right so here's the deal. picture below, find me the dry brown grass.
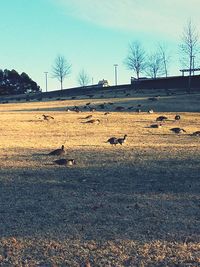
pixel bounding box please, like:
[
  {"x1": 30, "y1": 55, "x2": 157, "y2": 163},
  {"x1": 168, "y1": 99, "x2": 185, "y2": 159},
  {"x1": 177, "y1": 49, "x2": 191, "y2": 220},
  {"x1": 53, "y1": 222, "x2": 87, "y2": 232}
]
[{"x1": 0, "y1": 93, "x2": 199, "y2": 266}]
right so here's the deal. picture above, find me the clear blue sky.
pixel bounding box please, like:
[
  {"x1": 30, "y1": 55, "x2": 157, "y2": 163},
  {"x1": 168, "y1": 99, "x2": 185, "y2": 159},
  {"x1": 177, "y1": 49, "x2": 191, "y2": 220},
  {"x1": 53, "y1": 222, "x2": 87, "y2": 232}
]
[{"x1": 0, "y1": 0, "x2": 199, "y2": 91}]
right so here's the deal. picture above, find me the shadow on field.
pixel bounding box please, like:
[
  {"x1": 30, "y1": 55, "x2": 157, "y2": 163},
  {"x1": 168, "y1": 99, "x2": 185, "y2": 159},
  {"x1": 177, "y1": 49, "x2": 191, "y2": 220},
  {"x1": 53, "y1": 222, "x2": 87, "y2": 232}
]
[
  {"x1": 0, "y1": 147, "x2": 199, "y2": 243},
  {"x1": 3, "y1": 92, "x2": 200, "y2": 113}
]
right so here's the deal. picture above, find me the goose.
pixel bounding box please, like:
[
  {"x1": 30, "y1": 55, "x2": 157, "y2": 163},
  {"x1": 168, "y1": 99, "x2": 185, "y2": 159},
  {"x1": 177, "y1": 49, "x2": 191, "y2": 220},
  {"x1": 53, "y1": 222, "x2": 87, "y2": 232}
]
[
  {"x1": 115, "y1": 106, "x2": 125, "y2": 111},
  {"x1": 191, "y1": 131, "x2": 200, "y2": 136},
  {"x1": 42, "y1": 114, "x2": 54, "y2": 120},
  {"x1": 48, "y1": 145, "x2": 65, "y2": 156},
  {"x1": 150, "y1": 123, "x2": 162, "y2": 128},
  {"x1": 83, "y1": 115, "x2": 93, "y2": 119},
  {"x1": 148, "y1": 109, "x2": 154, "y2": 114},
  {"x1": 127, "y1": 106, "x2": 134, "y2": 110},
  {"x1": 118, "y1": 134, "x2": 127, "y2": 145},
  {"x1": 54, "y1": 158, "x2": 76, "y2": 166},
  {"x1": 83, "y1": 119, "x2": 100, "y2": 124},
  {"x1": 170, "y1": 127, "x2": 186, "y2": 134},
  {"x1": 175, "y1": 114, "x2": 181, "y2": 121},
  {"x1": 156, "y1": 116, "x2": 168, "y2": 122},
  {"x1": 106, "y1": 137, "x2": 119, "y2": 146}
]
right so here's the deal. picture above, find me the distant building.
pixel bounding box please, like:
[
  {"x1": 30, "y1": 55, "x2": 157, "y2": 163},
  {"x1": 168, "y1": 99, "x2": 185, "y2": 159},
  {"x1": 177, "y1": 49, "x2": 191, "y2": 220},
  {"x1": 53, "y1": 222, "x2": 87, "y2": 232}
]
[{"x1": 98, "y1": 79, "x2": 109, "y2": 87}]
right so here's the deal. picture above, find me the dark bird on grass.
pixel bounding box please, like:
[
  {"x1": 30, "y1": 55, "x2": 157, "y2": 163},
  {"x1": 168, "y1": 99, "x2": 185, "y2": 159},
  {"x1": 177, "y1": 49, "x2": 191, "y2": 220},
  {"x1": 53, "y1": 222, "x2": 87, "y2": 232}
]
[
  {"x1": 118, "y1": 134, "x2": 128, "y2": 145},
  {"x1": 54, "y1": 158, "x2": 76, "y2": 166},
  {"x1": 49, "y1": 145, "x2": 65, "y2": 156},
  {"x1": 99, "y1": 104, "x2": 105, "y2": 109},
  {"x1": 73, "y1": 106, "x2": 80, "y2": 112},
  {"x1": 175, "y1": 114, "x2": 181, "y2": 121},
  {"x1": 156, "y1": 115, "x2": 168, "y2": 122},
  {"x1": 104, "y1": 112, "x2": 110, "y2": 115},
  {"x1": 150, "y1": 123, "x2": 162, "y2": 128},
  {"x1": 106, "y1": 137, "x2": 119, "y2": 146},
  {"x1": 83, "y1": 119, "x2": 100, "y2": 124},
  {"x1": 83, "y1": 115, "x2": 93, "y2": 119},
  {"x1": 115, "y1": 106, "x2": 125, "y2": 111},
  {"x1": 170, "y1": 127, "x2": 186, "y2": 134},
  {"x1": 42, "y1": 114, "x2": 54, "y2": 120},
  {"x1": 191, "y1": 131, "x2": 200, "y2": 136}
]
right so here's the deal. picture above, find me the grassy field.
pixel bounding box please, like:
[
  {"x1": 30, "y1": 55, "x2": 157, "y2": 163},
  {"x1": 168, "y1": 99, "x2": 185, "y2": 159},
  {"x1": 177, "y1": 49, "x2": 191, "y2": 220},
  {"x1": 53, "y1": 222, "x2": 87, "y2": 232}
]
[{"x1": 0, "y1": 92, "x2": 199, "y2": 266}]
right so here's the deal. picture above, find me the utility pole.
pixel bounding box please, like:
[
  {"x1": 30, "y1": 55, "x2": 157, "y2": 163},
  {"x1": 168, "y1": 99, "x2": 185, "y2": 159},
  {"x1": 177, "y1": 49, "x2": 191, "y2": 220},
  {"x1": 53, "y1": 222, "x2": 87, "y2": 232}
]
[
  {"x1": 44, "y1": 72, "x2": 48, "y2": 92},
  {"x1": 114, "y1": 64, "x2": 118, "y2": 86},
  {"x1": 192, "y1": 56, "x2": 195, "y2": 75}
]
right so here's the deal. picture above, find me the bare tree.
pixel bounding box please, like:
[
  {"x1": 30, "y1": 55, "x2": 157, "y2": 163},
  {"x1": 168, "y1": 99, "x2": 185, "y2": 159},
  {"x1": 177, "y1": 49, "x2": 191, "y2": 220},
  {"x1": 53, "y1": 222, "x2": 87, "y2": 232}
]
[
  {"x1": 158, "y1": 44, "x2": 171, "y2": 77},
  {"x1": 145, "y1": 51, "x2": 163, "y2": 78},
  {"x1": 180, "y1": 19, "x2": 199, "y2": 75},
  {"x1": 77, "y1": 69, "x2": 90, "y2": 86},
  {"x1": 125, "y1": 41, "x2": 146, "y2": 79},
  {"x1": 52, "y1": 55, "x2": 72, "y2": 90}
]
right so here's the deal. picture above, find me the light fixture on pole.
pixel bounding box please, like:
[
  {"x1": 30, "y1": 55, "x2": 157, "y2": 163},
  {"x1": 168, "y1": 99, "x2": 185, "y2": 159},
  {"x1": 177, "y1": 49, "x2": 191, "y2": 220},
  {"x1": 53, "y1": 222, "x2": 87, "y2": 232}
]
[
  {"x1": 114, "y1": 64, "x2": 118, "y2": 86},
  {"x1": 44, "y1": 72, "x2": 48, "y2": 92}
]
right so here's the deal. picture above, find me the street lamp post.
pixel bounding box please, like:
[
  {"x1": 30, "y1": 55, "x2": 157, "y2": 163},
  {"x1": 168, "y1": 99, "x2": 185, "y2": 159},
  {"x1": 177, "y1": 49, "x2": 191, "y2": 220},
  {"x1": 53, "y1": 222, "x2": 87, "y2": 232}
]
[
  {"x1": 114, "y1": 64, "x2": 118, "y2": 86},
  {"x1": 44, "y1": 72, "x2": 48, "y2": 92},
  {"x1": 192, "y1": 56, "x2": 195, "y2": 75}
]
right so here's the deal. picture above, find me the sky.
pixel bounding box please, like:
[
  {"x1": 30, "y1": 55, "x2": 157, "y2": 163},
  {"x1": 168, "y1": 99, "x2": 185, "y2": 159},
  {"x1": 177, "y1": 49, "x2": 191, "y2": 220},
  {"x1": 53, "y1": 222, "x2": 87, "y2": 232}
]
[{"x1": 0, "y1": 0, "x2": 200, "y2": 91}]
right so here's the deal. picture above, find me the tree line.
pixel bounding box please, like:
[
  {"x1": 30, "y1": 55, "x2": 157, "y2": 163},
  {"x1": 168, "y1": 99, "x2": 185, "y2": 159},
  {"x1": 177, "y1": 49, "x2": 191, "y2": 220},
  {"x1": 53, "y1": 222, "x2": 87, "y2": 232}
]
[
  {"x1": 52, "y1": 19, "x2": 199, "y2": 90},
  {"x1": 0, "y1": 69, "x2": 40, "y2": 95}
]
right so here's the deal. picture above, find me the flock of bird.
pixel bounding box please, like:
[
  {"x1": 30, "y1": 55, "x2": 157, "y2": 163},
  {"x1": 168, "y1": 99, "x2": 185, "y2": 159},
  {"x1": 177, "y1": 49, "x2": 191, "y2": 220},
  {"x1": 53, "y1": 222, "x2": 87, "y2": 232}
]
[
  {"x1": 42, "y1": 100, "x2": 200, "y2": 166},
  {"x1": 48, "y1": 144, "x2": 76, "y2": 166}
]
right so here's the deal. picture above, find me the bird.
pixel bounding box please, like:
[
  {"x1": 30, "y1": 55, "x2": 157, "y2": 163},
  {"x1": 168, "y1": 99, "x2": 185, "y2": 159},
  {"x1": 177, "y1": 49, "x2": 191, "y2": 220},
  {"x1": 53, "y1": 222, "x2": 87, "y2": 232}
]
[
  {"x1": 150, "y1": 123, "x2": 162, "y2": 128},
  {"x1": 115, "y1": 106, "x2": 125, "y2": 111},
  {"x1": 148, "y1": 109, "x2": 154, "y2": 114},
  {"x1": 156, "y1": 116, "x2": 168, "y2": 122},
  {"x1": 54, "y1": 158, "x2": 76, "y2": 166},
  {"x1": 83, "y1": 115, "x2": 93, "y2": 119},
  {"x1": 191, "y1": 131, "x2": 200, "y2": 136},
  {"x1": 48, "y1": 145, "x2": 65, "y2": 156},
  {"x1": 106, "y1": 137, "x2": 119, "y2": 146},
  {"x1": 73, "y1": 106, "x2": 80, "y2": 112},
  {"x1": 104, "y1": 112, "x2": 110, "y2": 115},
  {"x1": 170, "y1": 127, "x2": 186, "y2": 134},
  {"x1": 83, "y1": 119, "x2": 100, "y2": 124},
  {"x1": 117, "y1": 134, "x2": 127, "y2": 145},
  {"x1": 42, "y1": 114, "x2": 54, "y2": 120},
  {"x1": 175, "y1": 114, "x2": 181, "y2": 121}
]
